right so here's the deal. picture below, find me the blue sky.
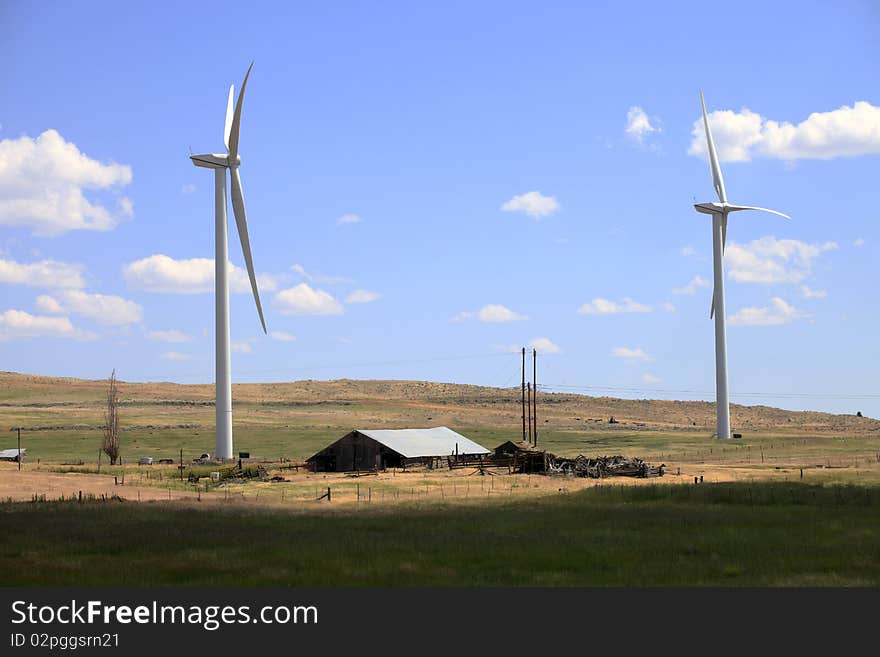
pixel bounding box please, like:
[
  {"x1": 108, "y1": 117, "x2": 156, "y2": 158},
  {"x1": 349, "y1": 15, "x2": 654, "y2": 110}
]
[{"x1": 1, "y1": 1, "x2": 879, "y2": 417}]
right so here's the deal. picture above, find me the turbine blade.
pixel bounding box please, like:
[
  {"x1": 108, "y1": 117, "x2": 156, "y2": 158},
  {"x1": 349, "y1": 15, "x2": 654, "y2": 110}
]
[
  {"x1": 224, "y1": 85, "x2": 234, "y2": 151},
  {"x1": 726, "y1": 204, "x2": 791, "y2": 219},
  {"x1": 700, "y1": 90, "x2": 727, "y2": 204},
  {"x1": 229, "y1": 168, "x2": 267, "y2": 334},
  {"x1": 711, "y1": 214, "x2": 727, "y2": 318},
  {"x1": 227, "y1": 62, "x2": 254, "y2": 165}
]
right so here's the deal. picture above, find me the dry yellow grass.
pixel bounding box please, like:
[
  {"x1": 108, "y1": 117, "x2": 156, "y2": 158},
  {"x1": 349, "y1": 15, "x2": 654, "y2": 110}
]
[{"x1": 2, "y1": 371, "x2": 877, "y2": 434}]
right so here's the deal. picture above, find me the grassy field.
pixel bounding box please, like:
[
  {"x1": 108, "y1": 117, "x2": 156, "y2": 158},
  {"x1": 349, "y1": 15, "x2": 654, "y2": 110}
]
[
  {"x1": 1, "y1": 482, "x2": 878, "y2": 586},
  {"x1": 2, "y1": 372, "x2": 878, "y2": 587},
  {"x1": 3, "y1": 371, "x2": 878, "y2": 469}
]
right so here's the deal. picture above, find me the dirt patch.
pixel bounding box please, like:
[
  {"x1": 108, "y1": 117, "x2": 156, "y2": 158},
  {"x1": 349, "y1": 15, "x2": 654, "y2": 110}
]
[{"x1": 0, "y1": 462, "x2": 207, "y2": 503}]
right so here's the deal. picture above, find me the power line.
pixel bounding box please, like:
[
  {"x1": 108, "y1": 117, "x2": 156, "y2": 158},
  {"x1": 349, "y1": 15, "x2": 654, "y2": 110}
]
[{"x1": 538, "y1": 382, "x2": 880, "y2": 401}]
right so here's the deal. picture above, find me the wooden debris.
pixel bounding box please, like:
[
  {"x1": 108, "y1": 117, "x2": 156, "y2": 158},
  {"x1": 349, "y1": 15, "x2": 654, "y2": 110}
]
[{"x1": 546, "y1": 454, "x2": 664, "y2": 478}]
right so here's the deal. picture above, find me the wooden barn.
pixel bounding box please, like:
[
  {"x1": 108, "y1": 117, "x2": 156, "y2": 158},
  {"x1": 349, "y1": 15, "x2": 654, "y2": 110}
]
[{"x1": 306, "y1": 427, "x2": 490, "y2": 472}]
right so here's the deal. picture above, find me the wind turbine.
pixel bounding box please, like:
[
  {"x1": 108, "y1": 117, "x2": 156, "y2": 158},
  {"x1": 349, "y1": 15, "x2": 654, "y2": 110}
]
[
  {"x1": 694, "y1": 91, "x2": 789, "y2": 440},
  {"x1": 190, "y1": 63, "x2": 267, "y2": 460}
]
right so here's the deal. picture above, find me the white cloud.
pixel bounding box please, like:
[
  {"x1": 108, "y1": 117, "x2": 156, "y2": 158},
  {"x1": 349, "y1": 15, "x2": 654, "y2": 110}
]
[
  {"x1": 689, "y1": 101, "x2": 880, "y2": 162},
  {"x1": 726, "y1": 237, "x2": 837, "y2": 284},
  {"x1": 336, "y1": 213, "x2": 362, "y2": 225},
  {"x1": 854, "y1": 237, "x2": 865, "y2": 247},
  {"x1": 124, "y1": 255, "x2": 281, "y2": 294},
  {"x1": 275, "y1": 283, "x2": 344, "y2": 316},
  {"x1": 291, "y1": 263, "x2": 353, "y2": 285},
  {"x1": 689, "y1": 107, "x2": 763, "y2": 162},
  {"x1": 160, "y1": 351, "x2": 191, "y2": 361},
  {"x1": 495, "y1": 338, "x2": 561, "y2": 354},
  {"x1": 672, "y1": 275, "x2": 711, "y2": 295},
  {"x1": 642, "y1": 373, "x2": 662, "y2": 384},
  {"x1": 729, "y1": 297, "x2": 810, "y2": 326},
  {"x1": 118, "y1": 197, "x2": 133, "y2": 217},
  {"x1": 345, "y1": 289, "x2": 381, "y2": 304},
  {"x1": 660, "y1": 302, "x2": 676, "y2": 312},
  {"x1": 231, "y1": 338, "x2": 255, "y2": 354},
  {"x1": 680, "y1": 245, "x2": 697, "y2": 257},
  {"x1": 270, "y1": 331, "x2": 296, "y2": 342},
  {"x1": 454, "y1": 304, "x2": 528, "y2": 323},
  {"x1": 479, "y1": 304, "x2": 527, "y2": 322},
  {"x1": 0, "y1": 309, "x2": 95, "y2": 341},
  {"x1": 181, "y1": 184, "x2": 196, "y2": 194},
  {"x1": 146, "y1": 329, "x2": 192, "y2": 343},
  {"x1": 38, "y1": 290, "x2": 143, "y2": 326},
  {"x1": 501, "y1": 191, "x2": 560, "y2": 219},
  {"x1": 35, "y1": 294, "x2": 64, "y2": 314},
  {"x1": 577, "y1": 297, "x2": 653, "y2": 315},
  {"x1": 336, "y1": 336, "x2": 353, "y2": 344},
  {"x1": 800, "y1": 285, "x2": 827, "y2": 299},
  {"x1": 0, "y1": 129, "x2": 133, "y2": 236},
  {"x1": 625, "y1": 106, "x2": 659, "y2": 143},
  {"x1": 529, "y1": 337, "x2": 561, "y2": 354},
  {"x1": 611, "y1": 347, "x2": 654, "y2": 363},
  {"x1": 0, "y1": 257, "x2": 86, "y2": 288}
]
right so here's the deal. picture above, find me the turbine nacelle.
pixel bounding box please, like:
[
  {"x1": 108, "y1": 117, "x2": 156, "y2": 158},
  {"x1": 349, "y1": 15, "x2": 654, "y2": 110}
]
[
  {"x1": 190, "y1": 153, "x2": 241, "y2": 169},
  {"x1": 694, "y1": 201, "x2": 790, "y2": 219},
  {"x1": 694, "y1": 201, "x2": 729, "y2": 215}
]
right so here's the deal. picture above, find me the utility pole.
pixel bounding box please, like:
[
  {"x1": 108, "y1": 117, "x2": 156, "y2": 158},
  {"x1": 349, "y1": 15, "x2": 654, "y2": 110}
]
[
  {"x1": 532, "y1": 348, "x2": 538, "y2": 446},
  {"x1": 521, "y1": 347, "x2": 526, "y2": 442},
  {"x1": 17, "y1": 427, "x2": 21, "y2": 471},
  {"x1": 527, "y1": 383, "x2": 532, "y2": 444}
]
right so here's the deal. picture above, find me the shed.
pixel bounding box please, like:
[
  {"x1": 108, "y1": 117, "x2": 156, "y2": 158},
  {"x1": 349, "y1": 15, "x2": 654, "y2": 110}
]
[
  {"x1": 0, "y1": 448, "x2": 26, "y2": 462},
  {"x1": 307, "y1": 427, "x2": 490, "y2": 472},
  {"x1": 494, "y1": 440, "x2": 545, "y2": 473}
]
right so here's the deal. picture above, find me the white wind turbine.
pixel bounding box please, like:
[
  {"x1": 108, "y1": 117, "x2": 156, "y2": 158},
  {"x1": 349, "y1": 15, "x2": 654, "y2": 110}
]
[
  {"x1": 190, "y1": 63, "x2": 266, "y2": 460},
  {"x1": 694, "y1": 90, "x2": 789, "y2": 440}
]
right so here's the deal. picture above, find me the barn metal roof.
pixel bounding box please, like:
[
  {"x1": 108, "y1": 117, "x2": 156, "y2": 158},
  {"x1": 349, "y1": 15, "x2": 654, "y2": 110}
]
[
  {"x1": 355, "y1": 427, "x2": 490, "y2": 458},
  {"x1": 0, "y1": 448, "x2": 26, "y2": 459}
]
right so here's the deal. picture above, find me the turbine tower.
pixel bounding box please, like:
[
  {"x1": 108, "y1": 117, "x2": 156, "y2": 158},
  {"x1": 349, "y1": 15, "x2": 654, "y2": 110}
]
[
  {"x1": 191, "y1": 63, "x2": 267, "y2": 460},
  {"x1": 694, "y1": 91, "x2": 789, "y2": 439}
]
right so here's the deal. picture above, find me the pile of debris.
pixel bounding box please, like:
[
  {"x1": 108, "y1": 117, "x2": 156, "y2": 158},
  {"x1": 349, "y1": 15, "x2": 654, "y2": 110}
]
[
  {"x1": 547, "y1": 454, "x2": 663, "y2": 479},
  {"x1": 189, "y1": 463, "x2": 268, "y2": 486}
]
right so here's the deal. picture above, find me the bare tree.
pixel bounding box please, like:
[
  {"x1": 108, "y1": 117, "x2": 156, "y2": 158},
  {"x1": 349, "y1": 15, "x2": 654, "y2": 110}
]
[{"x1": 102, "y1": 369, "x2": 121, "y2": 465}]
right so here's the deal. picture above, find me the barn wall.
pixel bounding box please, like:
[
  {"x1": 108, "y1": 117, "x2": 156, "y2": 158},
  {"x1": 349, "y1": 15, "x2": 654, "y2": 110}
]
[{"x1": 309, "y1": 432, "x2": 403, "y2": 472}]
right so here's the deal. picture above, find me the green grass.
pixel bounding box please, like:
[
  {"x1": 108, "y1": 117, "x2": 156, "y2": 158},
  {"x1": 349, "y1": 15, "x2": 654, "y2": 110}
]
[
  {"x1": 15, "y1": 423, "x2": 880, "y2": 466},
  {"x1": 2, "y1": 482, "x2": 878, "y2": 586}
]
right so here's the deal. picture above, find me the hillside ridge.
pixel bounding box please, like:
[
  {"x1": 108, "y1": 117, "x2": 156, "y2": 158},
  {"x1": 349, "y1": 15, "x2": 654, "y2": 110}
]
[{"x1": 1, "y1": 371, "x2": 877, "y2": 434}]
